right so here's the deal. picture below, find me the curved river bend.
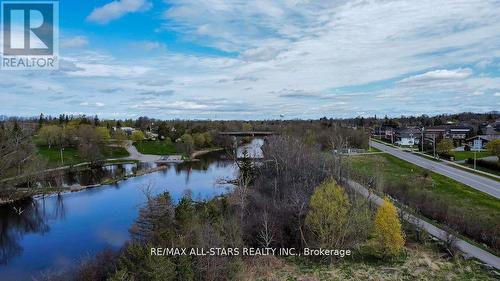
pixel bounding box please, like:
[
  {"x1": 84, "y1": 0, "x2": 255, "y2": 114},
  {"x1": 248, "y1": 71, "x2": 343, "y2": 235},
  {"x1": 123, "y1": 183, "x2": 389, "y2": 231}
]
[{"x1": 0, "y1": 156, "x2": 237, "y2": 281}]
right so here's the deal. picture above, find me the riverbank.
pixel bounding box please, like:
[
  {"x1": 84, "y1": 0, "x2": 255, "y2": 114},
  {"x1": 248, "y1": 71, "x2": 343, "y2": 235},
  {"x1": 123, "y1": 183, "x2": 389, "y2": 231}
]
[
  {"x1": 0, "y1": 157, "x2": 237, "y2": 280},
  {"x1": 1, "y1": 145, "x2": 229, "y2": 205},
  {"x1": 0, "y1": 162, "x2": 167, "y2": 206},
  {"x1": 191, "y1": 147, "x2": 225, "y2": 159}
]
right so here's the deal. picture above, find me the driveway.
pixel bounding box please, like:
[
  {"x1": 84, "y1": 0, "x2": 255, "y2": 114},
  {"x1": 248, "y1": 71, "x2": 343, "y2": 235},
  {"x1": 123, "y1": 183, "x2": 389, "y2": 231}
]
[{"x1": 370, "y1": 140, "x2": 500, "y2": 199}]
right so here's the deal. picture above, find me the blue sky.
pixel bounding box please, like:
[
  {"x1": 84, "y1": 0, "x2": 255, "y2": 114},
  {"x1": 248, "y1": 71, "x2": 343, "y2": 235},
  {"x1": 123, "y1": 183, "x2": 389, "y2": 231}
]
[{"x1": 1, "y1": 0, "x2": 500, "y2": 119}]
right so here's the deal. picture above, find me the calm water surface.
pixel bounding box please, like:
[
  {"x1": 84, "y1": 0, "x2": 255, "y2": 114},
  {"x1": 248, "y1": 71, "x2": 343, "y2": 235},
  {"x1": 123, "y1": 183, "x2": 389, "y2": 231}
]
[{"x1": 0, "y1": 156, "x2": 237, "y2": 280}]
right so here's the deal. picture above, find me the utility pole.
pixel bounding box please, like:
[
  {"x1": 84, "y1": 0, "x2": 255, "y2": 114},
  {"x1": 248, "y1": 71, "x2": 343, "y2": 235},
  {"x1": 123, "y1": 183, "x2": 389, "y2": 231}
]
[
  {"x1": 474, "y1": 150, "x2": 477, "y2": 170},
  {"x1": 409, "y1": 133, "x2": 413, "y2": 151},
  {"x1": 473, "y1": 136, "x2": 479, "y2": 170},
  {"x1": 60, "y1": 147, "x2": 64, "y2": 166},
  {"x1": 421, "y1": 127, "x2": 424, "y2": 152},
  {"x1": 368, "y1": 133, "x2": 371, "y2": 152},
  {"x1": 433, "y1": 134, "x2": 436, "y2": 158}
]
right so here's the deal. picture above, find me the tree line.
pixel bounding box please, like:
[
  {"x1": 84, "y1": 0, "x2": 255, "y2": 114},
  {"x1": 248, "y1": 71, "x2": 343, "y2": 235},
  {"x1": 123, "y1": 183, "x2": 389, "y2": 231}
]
[{"x1": 71, "y1": 134, "x2": 405, "y2": 281}]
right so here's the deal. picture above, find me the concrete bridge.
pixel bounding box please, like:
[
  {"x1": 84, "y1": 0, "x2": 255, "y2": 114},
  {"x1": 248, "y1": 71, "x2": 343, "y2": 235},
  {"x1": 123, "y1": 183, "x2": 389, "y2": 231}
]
[{"x1": 218, "y1": 131, "x2": 275, "y2": 137}]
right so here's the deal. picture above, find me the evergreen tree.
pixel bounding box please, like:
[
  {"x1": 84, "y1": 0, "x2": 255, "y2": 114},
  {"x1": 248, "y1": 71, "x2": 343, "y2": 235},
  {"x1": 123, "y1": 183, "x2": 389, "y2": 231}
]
[
  {"x1": 38, "y1": 113, "x2": 44, "y2": 128},
  {"x1": 239, "y1": 149, "x2": 254, "y2": 184}
]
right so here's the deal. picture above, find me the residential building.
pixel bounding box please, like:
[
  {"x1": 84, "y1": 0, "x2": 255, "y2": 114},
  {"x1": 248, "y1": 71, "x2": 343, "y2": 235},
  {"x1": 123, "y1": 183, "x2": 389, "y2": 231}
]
[
  {"x1": 112, "y1": 126, "x2": 136, "y2": 135},
  {"x1": 424, "y1": 125, "x2": 472, "y2": 146},
  {"x1": 395, "y1": 128, "x2": 422, "y2": 146},
  {"x1": 467, "y1": 123, "x2": 500, "y2": 150}
]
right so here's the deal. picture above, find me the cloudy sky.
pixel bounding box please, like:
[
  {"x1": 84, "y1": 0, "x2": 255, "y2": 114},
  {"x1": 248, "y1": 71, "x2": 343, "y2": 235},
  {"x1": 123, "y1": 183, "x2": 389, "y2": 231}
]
[{"x1": 1, "y1": 0, "x2": 500, "y2": 119}]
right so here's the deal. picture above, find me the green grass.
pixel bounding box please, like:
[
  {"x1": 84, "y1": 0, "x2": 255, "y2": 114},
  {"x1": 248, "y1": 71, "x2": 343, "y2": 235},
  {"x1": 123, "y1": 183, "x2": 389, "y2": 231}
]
[
  {"x1": 350, "y1": 154, "x2": 500, "y2": 213},
  {"x1": 101, "y1": 146, "x2": 130, "y2": 158},
  {"x1": 453, "y1": 151, "x2": 492, "y2": 161},
  {"x1": 37, "y1": 145, "x2": 130, "y2": 167},
  {"x1": 38, "y1": 146, "x2": 83, "y2": 167},
  {"x1": 349, "y1": 153, "x2": 500, "y2": 254},
  {"x1": 367, "y1": 146, "x2": 381, "y2": 152},
  {"x1": 134, "y1": 140, "x2": 178, "y2": 155}
]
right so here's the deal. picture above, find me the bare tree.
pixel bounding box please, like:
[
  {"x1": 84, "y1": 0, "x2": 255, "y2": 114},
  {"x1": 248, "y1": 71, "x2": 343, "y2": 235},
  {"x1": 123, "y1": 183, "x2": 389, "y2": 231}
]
[
  {"x1": 77, "y1": 125, "x2": 103, "y2": 165},
  {"x1": 0, "y1": 121, "x2": 45, "y2": 196},
  {"x1": 258, "y1": 210, "x2": 274, "y2": 248}
]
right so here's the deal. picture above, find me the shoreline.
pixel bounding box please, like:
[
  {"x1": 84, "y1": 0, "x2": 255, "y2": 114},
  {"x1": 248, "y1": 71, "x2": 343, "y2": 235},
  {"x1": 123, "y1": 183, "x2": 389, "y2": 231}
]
[
  {"x1": 1, "y1": 148, "x2": 227, "y2": 206},
  {"x1": 190, "y1": 147, "x2": 225, "y2": 159},
  {"x1": 0, "y1": 164, "x2": 169, "y2": 206}
]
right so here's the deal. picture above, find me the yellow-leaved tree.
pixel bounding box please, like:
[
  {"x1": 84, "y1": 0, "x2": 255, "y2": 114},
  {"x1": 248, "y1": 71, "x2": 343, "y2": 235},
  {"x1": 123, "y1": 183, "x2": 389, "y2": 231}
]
[
  {"x1": 372, "y1": 197, "x2": 405, "y2": 258},
  {"x1": 306, "y1": 179, "x2": 350, "y2": 248},
  {"x1": 486, "y1": 139, "x2": 500, "y2": 162}
]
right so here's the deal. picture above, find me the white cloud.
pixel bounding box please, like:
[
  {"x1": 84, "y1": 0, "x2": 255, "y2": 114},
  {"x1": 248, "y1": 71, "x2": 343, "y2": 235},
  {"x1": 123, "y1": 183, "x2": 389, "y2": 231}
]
[
  {"x1": 467, "y1": 91, "x2": 484, "y2": 96},
  {"x1": 80, "y1": 101, "x2": 106, "y2": 107},
  {"x1": 3, "y1": 0, "x2": 500, "y2": 119},
  {"x1": 65, "y1": 62, "x2": 151, "y2": 78},
  {"x1": 132, "y1": 100, "x2": 208, "y2": 110},
  {"x1": 495, "y1": 92, "x2": 500, "y2": 97},
  {"x1": 241, "y1": 46, "x2": 283, "y2": 62},
  {"x1": 133, "y1": 41, "x2": 167, "y2": 51},
  {"x1": 61, "y1": 36, "x2": 88, "y2": 48},
  {"x1": 87, "y1": 0, "x2": 152, "y2": 24},
  {"x1": 398, "y1": 68, "x2": 473, "y2": 84}
]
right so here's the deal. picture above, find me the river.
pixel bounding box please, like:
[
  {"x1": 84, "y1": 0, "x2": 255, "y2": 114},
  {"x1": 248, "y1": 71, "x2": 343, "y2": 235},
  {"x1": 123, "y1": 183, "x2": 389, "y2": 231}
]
[{"x1": 0, "y1": 154, "x2": 237, "y2": 280}]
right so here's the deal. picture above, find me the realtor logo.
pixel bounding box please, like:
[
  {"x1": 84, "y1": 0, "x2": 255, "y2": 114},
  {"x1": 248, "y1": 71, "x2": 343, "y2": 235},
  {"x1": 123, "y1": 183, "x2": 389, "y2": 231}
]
[{"x1": 1, "y1": 0, "x2": 59, "y2": 70}]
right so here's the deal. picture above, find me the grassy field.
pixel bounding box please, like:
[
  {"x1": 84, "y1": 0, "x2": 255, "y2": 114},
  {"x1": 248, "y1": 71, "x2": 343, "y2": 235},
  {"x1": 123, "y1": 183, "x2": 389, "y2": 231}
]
[
  {"x1": 367, "y1": 146, "x2": 381, "y2": 152},
  {"x1": 453, "y1": 151, "x2": 492, "y2": 161},
  {"x1": 102, "y1": 146, "x2": 130, "y2": 158},
  {"x1": 245, "y1": 244, "x2": 495, "y2": 280},
  {"x1": 37, "y1": 146, "x2": 82, "y2": 166},
  {"x1": 349, "y1": 153, "x2": 500, "y2": 253},
  {"x1": 134, "y1": 140, "x2": 178, "y2": 155},
  {"x1": 350, "y1": 153, "x2": 500, "y2": 211},
  {"x1": 37, "y1": 145, "x2": 129, "y2": 167}
]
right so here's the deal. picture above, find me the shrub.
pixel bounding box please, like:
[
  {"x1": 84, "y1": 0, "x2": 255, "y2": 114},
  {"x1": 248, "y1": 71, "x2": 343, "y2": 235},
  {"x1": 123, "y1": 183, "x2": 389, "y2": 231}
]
[
  {"x1": 306, "y1": 179, "x2": 350, "y2": 249},
  {"x1": 131, "y1": 131, "x2": 145, "y2": 142},
  {"x1": 486, "y1": 139, "x2": 500, "y2": 161},
  {"x1": 436, "y1": 139, "x2": 454, "y2": 157},
  {"x1": 466, "y1": 158, "x2": 500, "y2": 172},
  {"x1": 372, "y1": 197, "x2": 405, "y2": 258}
]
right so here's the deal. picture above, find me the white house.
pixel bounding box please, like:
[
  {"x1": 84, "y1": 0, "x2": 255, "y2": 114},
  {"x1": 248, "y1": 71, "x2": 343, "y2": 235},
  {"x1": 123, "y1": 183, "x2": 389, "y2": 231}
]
[
  {"x1": 112, "y1": 126, "x2": 136, "y2": 135},
  {"x1": 395, "y1": 128, "x2": 422, "y2": 146}
]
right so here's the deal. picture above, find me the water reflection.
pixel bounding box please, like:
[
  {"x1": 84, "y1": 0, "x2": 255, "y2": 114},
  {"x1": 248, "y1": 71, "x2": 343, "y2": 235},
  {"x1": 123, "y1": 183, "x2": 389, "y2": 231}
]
[
  {"x1": 0, "y1": 198, "x2": 51, "y2": 264},
  {"x1": 40, "y1": 162, "x2": 157, "y2": 188},
  {"x1": 237, "y1": 138, "x2": 264, "y2": 158},
  {"x1": 0, "y1": 156, "x2": 237, "y2": 281}
]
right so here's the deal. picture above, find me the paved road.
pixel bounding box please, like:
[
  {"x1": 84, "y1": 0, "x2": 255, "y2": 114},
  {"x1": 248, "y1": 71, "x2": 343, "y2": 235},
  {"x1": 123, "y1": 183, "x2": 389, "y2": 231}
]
[
  {"x1": 370, "y1": 141, "x2": 500, "y2": 199},
  {"x1": 124, "y1": 141, "x2": 160, "y2": 162},
  {"x1": 348, "y1": 180, "x2": 500, "y2": 270}
]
